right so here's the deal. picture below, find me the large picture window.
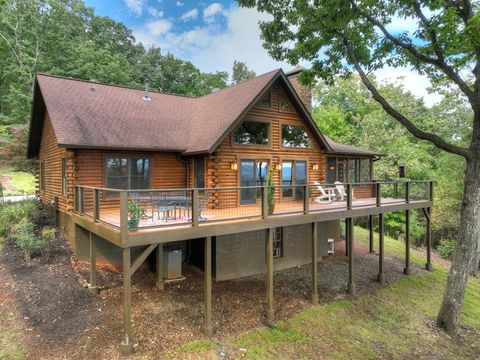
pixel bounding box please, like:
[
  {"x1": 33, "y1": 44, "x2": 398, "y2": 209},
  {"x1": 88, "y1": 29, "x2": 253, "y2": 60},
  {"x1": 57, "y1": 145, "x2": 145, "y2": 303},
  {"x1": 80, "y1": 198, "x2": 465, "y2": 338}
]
[
  {"x1": 105, "y1": 157, "x2": 150, "y2": 190},
  {"x1": 326, "y1": 157, "x2": 372, "y2": 184},
  {"x1": 234, "y1": 121, "x2": 270, "y2": 146},
  {"x1": 282, "y1": 124, "x2": 311, "y2": 148}
]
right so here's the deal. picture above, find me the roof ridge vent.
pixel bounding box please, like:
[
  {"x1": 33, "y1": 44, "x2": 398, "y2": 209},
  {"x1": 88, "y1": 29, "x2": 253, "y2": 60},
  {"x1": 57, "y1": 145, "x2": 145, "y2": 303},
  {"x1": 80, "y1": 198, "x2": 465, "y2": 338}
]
[{"x1": 142, "y1": 80, "x2": 151, "y2": 101}]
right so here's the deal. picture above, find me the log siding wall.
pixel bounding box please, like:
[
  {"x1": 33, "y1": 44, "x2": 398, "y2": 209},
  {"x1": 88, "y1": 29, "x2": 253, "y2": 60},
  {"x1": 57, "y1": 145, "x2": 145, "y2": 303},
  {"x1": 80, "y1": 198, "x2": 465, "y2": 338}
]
[
  {"x1": 206, "y1": 80, "x2": 327, "y2": 207},
  {"x1": 38, "y1": 113, "x2": 75, "y2": 213}
]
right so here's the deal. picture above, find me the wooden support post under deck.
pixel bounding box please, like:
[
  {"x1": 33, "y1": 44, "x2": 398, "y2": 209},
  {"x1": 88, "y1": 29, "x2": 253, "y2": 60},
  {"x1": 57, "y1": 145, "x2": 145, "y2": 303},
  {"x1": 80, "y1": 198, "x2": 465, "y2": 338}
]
[
  {"x1": 265, "y1": 228, "x2": 274, "y2": 323},
  {"x1": 345, "y1": 219, "x2": 349, "y2": 257},
  {"x1": 425, "y1": 207, "x2": 433, "y2": 271},
  {"x1": 120, "y1": 247, "x2": 134, "y2": 356},
  {"x1": 156, "y1": 244, "x2": 164, "y2": 290},
  {"x1": 378, "y1": 213, "x2": 385, "y2": 284},
  {"x1": 88, "y1": 232, "x2": 98, "y2": 294},
  {"x1": 119, "y1": 192, "x2": 128, "y2": 244},
  {"x1": 347, "y1": 218, "x2": 356, "y2": 295},
  {"x1": 203, "y1": 236, "x2": 214, "y2": 337},
  {"x1": 368, "y1": 215, "x2": 374, "y2": 254},
  {"x1": 404, "y1": 209, "x2": 411, "y2": 275},
  {"x1": 311, "y1": 222, "x2": 318, "y2": 305},
  {"x1": 192, "y1": 189, "x2": 199, "y2": 227},
  {"x1": 93, "y1": 188, "x2": 99, "y2": 222}
]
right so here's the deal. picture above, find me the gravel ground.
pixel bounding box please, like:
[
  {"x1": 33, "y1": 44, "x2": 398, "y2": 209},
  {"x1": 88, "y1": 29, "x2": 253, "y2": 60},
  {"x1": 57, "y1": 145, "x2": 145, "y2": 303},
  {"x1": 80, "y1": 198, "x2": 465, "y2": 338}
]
[{"x1": 0, "y1": 234, "x2": 426, "y2": 359}]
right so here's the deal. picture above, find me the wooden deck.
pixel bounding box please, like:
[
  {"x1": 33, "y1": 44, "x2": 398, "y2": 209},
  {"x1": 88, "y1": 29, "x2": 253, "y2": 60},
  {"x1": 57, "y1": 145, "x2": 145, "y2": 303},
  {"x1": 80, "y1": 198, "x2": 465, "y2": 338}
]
[{"x1": 72, "y1": 181, "x2": 433, "y2": 247}]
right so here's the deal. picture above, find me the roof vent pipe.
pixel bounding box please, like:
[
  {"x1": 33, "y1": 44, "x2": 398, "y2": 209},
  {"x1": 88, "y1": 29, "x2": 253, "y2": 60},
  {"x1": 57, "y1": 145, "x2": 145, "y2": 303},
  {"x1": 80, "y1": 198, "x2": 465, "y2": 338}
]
[{"x1": 142, "y1": 80, "x2": 151, "y2": 101}]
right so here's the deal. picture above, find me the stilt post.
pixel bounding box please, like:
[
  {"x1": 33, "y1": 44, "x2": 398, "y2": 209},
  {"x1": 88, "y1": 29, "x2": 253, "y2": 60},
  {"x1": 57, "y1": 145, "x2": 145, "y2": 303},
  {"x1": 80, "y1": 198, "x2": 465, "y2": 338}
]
[
  {"x1": 345, "y1": 219, "x2": 349, "y2": 257},
  {"x1": 265, "y1": 228, "x2": 274, "y2": 323},
  {"x1": 156, "y1": 244, "x2": 164, "y2": 290},
  {"x1": 88, "y1": 232, "x2": 98, "y2": 294},
  {"x1": 369, "y1": 215, "x2": 374, "y2": 254},
  {"x1": 425, "y1": 207, "x2": 433, "y2": 271},
  {"x1": 203, "y1": 237, "x2": 214, "y2": 337},
  {"x1": 311, "y1": 222, "x2": 318, "y2": 305},
  {"x1": 347, "y1": 218, "x2": 356, "y2": 295},
  {"x1": 378, "y1": 213, "x2": 385, "y2": 284},
  {"x1": 404, "y1": 209, "x2": 411, "y2": 275},
  {"x1": 120, "y1": 247, "x2": 134, "y2": 356}
]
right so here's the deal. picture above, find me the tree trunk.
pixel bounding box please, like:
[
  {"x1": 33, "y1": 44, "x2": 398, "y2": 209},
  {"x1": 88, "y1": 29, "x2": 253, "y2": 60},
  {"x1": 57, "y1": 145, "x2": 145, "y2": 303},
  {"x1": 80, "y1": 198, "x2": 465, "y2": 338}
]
[
  {"x1": 437, "y1": 154, "x2": 480, "y2": 334},
  {"x1": 470, "y1": 249, "x2": 480, "y2": 276}
]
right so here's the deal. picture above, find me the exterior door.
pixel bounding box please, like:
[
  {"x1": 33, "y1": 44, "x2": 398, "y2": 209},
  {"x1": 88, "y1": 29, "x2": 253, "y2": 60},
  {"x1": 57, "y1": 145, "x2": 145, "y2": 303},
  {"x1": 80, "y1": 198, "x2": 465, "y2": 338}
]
[
  {"x1": 240, "y1": 159, "x2": 269, "y2": 204},
  {"x1": 282, "y1": 160, "x2": 307, "y2": 200},
  {"x1": 294, "y1": 160, "x2": 306, "y2": 200},
  {"x1": 240, "y1": 159, "x2": 256, "y2": 204}
]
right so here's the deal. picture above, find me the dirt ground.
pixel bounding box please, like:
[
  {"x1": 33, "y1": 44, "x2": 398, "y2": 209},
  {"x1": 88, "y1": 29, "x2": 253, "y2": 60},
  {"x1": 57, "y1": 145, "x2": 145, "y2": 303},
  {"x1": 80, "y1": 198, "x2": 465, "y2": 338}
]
[{"x1": 0, "y1": 234, "x2": 426, "y2": 360}]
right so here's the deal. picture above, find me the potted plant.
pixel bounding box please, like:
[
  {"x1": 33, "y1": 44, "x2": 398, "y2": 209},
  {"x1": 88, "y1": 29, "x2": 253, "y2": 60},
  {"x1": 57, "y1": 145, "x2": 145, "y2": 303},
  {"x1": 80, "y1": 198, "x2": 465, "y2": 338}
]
[
  {"x1": 267, "y1": 169, "x2": 276, "y2": 215},
  {"x1": 128, "y1": 201, "x2": 145, "y2": 229}
]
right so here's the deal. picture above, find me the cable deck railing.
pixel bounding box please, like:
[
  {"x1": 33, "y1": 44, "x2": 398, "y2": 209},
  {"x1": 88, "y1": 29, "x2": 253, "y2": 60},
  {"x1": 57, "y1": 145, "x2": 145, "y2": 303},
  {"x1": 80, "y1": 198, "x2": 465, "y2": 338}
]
[{"x1": 73, "y1": 180, "x2": 433, "y2": 232}]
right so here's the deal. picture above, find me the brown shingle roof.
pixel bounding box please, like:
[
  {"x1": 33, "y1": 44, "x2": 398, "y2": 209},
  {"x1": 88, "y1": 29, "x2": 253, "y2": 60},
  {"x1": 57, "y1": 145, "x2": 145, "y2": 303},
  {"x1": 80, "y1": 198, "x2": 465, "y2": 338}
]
[
  {"x1": 28, "y1": 69, "x2": 377, "y2": 158},
  {"x1": 324, "y1": 136, "x2": 382, "y2": 157}
]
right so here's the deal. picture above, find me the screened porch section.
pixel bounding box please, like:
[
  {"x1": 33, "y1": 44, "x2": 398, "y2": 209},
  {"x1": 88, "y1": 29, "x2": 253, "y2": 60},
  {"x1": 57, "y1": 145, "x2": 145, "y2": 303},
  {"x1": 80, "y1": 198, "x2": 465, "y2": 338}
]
[{"x1": 74, "y1": 180, "x2": 433, "y2": 230}]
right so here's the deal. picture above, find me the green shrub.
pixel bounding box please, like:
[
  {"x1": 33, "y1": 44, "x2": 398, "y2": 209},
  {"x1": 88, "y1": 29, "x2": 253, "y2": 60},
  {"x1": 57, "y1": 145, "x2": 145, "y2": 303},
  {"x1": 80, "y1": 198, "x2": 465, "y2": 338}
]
[
  {"x1": 11, "y1": 219, "x2": 46, "y2": 265},
  {"x1": 437, "y1": 239, "x2": 456, "y2": 260},
  {"x1": 39, "y1": 226, "x2": 56, "y2": 256},
  {"x1": 0, "y1": 200, "x2": 39, "y2": 234}
]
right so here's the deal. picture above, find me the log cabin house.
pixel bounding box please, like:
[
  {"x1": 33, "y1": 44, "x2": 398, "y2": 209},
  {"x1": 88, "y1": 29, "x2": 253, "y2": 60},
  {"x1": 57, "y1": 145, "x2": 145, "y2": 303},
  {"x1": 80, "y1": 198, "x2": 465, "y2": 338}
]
[{"x1": 27, "y1": 67, "x2": 433, "y2": 354}]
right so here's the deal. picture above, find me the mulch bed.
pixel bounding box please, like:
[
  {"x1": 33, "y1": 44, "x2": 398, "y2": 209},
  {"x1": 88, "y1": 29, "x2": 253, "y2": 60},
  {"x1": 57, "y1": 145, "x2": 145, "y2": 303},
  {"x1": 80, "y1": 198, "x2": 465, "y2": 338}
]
[{"x1": 0, "y1": 233, "x2": 426, "y2": 359}]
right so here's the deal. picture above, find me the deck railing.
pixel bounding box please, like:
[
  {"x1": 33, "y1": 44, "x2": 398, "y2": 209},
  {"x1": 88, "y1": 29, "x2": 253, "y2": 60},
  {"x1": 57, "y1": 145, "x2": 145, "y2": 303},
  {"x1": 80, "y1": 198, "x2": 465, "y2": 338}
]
[{"x1": 73, "y1": 180, "x2": 433, "y2": 231}]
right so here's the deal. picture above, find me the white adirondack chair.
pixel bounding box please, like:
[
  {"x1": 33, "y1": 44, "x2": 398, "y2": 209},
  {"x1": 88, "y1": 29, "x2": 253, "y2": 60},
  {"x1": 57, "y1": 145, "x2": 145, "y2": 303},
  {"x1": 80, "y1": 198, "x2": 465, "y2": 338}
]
[{"x1": 313, "y1": 181, "x2": 333, "y2": 203}]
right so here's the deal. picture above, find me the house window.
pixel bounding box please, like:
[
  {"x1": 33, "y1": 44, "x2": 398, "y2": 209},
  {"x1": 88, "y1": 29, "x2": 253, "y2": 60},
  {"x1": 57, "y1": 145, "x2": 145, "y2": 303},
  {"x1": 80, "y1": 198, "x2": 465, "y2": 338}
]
[
  {"x1": 280, "y1": 94, "x2": 292, "y2": 111},
  {"x1": 273, "y1": 227, "x2": 283, "y2": 258},
  {"x1": 105, "y1": 157, "x2": 150, "y2": 190},
  {"x1": 326, "y1": 156, "x2": 371, "y2": 183},
  {"x1": 61, "y1": 158, "x2": 67, "y2": 196},
  {"x1": 234, "y1": 121, "x2": 270, "y2": 146},
  {"x1": 282, "y1": 124, "x2": 311, "y2": 148},
  {"x1": 40, "y1": 161, "x2": 45, "y2": 191},
  {"x1": 258, "y1": 92, "x2": 271, "y2": 107},
  {"x1": 360, "y1": 159, "x2": 371, "y2": 182}
]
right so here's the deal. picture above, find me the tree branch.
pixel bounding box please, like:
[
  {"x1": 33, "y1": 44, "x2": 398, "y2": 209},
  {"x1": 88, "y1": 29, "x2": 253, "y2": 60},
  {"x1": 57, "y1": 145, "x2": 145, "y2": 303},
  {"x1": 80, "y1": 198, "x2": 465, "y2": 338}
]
[
  {"x1": 350, "y1": 1, "x2": 475, "y2": 105},
  {"x1": 342, "y1": 33, "x2": 472, "y2": 159}
]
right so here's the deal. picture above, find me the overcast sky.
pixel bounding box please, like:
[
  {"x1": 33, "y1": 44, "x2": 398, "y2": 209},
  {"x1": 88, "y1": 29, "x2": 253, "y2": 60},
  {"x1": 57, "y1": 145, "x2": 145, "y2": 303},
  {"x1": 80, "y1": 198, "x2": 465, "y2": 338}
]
[{"x1": 84, "y1": 0, "x2": 441, "y2": 106}]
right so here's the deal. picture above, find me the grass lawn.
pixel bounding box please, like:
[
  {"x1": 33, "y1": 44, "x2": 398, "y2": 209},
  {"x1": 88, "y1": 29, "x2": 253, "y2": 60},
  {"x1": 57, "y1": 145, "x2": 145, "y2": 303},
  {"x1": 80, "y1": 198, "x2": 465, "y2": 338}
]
[
  {"x1": 177, "y1": 227, "x2": 480, "y2": 360},
  {"x1": 0, "y1": 166, "x2": 35, "y2": 196}
]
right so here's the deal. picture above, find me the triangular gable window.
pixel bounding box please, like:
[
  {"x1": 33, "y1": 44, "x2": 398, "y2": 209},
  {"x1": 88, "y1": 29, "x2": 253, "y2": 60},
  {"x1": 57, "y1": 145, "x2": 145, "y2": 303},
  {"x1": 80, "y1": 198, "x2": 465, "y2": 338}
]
[
  {"x1": 258, "y1": 92, "x2": 271, "y2": 108},
  {"x1": 280, "y1": 93, "x2": 293, "y2": 112}
]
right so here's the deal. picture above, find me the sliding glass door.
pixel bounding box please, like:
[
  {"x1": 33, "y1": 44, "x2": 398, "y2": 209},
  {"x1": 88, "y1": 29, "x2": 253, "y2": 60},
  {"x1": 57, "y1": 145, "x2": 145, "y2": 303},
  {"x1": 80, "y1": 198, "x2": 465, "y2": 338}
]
[
  {"x1": 240, "y1": 159, "x2": 269, "y2": 204},
  {"x1": 282, "y1": 160, "x2": 307, "y2": 200}
]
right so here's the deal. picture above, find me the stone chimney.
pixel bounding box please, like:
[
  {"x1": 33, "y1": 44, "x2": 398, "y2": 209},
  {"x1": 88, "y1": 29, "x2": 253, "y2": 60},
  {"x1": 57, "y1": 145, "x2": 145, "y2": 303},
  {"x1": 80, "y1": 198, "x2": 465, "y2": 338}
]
[{"x1": 286, "y1": 66, "x2": 312, "y2": 113}]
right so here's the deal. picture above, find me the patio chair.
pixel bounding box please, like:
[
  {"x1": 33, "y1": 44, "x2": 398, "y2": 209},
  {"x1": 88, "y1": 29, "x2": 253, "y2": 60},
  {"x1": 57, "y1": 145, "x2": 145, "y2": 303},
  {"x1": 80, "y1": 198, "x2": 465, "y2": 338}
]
[
  {"x1": 313, "y1": 181, "x2": 333, "y2": 203},
  {"x1": 334, "y1": 181, "x2": 355, "y2": 201},
  {"x1": 151, "y1": 192, "x2": 177, "y2": 222}
]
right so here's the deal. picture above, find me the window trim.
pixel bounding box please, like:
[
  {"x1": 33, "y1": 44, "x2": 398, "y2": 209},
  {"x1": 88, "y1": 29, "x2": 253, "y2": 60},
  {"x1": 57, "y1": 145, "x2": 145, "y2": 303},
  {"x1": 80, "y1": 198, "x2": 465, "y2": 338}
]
[
  {"x1": 232, "y1": 119, "x2": 271, "y2": 147},
  {"x1": 61, "y1": 158, "x2": 67, "y2": 196},
  {"x1": 281, "y1": 123, "x2": 312, "y2": 149},
  {"x1": 103, "y1": 155, "x2": 152, "y2": 192}
]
